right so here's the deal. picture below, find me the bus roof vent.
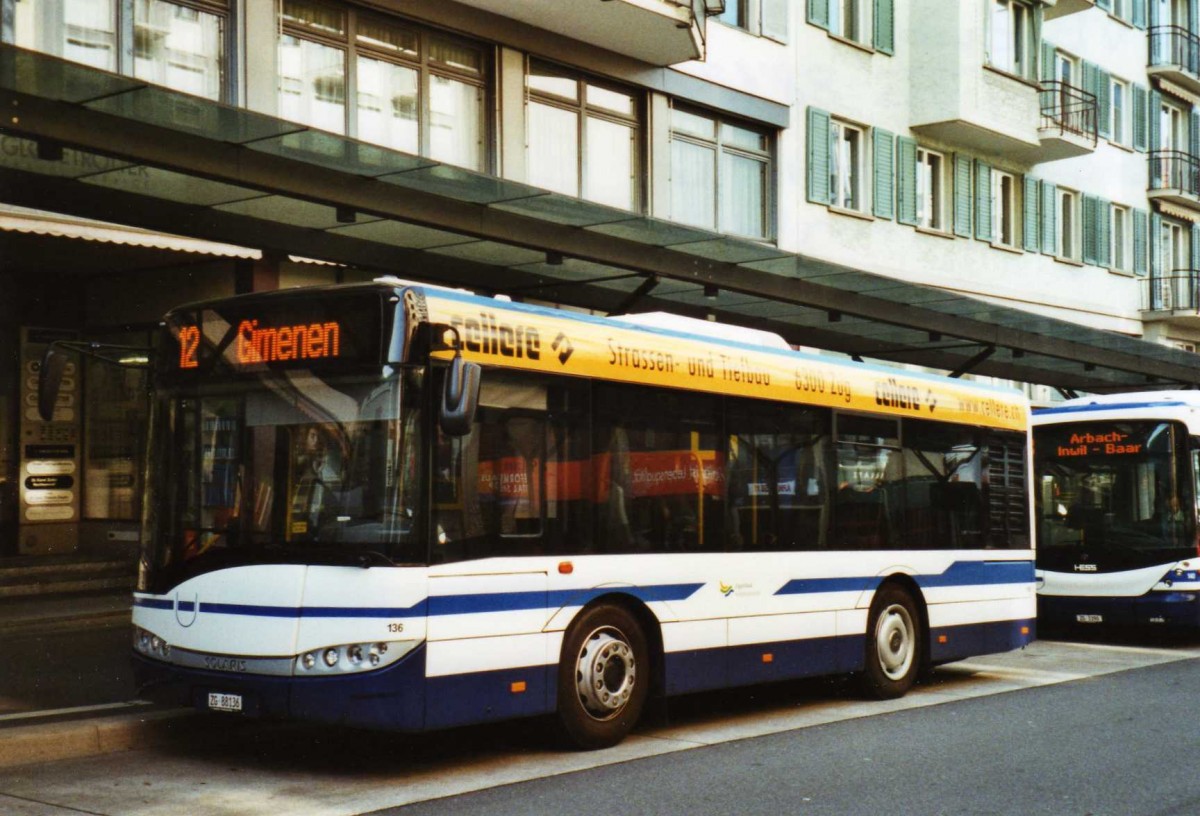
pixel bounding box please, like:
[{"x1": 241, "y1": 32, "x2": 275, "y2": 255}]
[{"x1": 611, "y1": 312, "x2": 791, "y2": 350}]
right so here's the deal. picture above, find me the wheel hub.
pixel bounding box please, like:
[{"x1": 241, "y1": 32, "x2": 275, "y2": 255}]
[
  {"x1": 876, "y1": 604, "x2": 914, "y2": 681},
  {"x1": 576, "y1": 628, "x2": 636, "y2": 720}
]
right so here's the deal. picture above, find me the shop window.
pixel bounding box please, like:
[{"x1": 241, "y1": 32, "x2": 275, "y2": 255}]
[
  {"x1": 673, "y1": 105, "x2": 773, "y2": 238},
  {"x1": 527, "y1": 60, "x2": 641, "y2": 211},
  {"x1": 14, "y1": 0, "x2": 228, "y2": 100},
  {"x1": 279, "y1": 1, "x2": 488, "y2": 171}
]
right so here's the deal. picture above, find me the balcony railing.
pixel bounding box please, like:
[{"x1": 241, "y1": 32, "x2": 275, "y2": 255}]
[
  {"x1": 1144, "y1": 271, "x2": 1200, "y2": 311},
  {"x1": 1150, "y1": 25, "x2": 1200, "y2": 74},
  {"x1": 1150, "y1": 150, "x2": 1200, "y2": 195},
  {"x1": 1038, "y1": 80, "x2": 1098, "y2": 145}
]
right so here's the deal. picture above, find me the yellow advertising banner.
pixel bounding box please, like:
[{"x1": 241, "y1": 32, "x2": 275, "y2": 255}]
[{"x1": 424, "y1": 292, "x2": 1027, "y2": 432}]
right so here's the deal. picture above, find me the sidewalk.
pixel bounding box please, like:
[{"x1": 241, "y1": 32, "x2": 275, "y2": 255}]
[{"x1": 0, "y1": 589, "x2": 194, "y2": 769}]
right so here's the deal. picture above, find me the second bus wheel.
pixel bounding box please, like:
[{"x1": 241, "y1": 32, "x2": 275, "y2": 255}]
[
  {"x1": 860, "y1": 583, "x2": 922, "y2": 700},
  {"x1": 556, "y1": 603, "x2": 650, "y2": 750}
]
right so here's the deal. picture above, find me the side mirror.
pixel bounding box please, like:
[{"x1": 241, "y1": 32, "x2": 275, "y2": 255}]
[
  {"x1": 37, "y1": 347, "x2": 69, "y2": 422},
  {"x1": 439, "y1": 353, "x2": 480, "y2": 436}
]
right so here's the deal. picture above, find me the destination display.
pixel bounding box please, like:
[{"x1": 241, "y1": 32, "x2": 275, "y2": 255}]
[
  {"x1": 427, "y1": 294, "x2": 1028, "y2": 431},
  {"x1": 1039, "y1": 423, "x2": 1162, "y2": 459},
  {"x1": 162, "y1": 292, "x2": 386, "y2": 378}
]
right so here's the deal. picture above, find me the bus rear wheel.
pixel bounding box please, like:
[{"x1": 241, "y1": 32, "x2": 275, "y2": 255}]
[
  {"x1": 556, "y1": 604, "x2": 649, "y2": 750},
  {"x1": 860, "y1": 584, "x2": 921, "y2": 700}
]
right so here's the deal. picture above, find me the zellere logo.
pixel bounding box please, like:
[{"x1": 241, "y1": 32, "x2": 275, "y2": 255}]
[
  {"x1": 450, "y1": 312, "x2": 541, "y2": 360},
  {"x1": 552, "y1": 332, "x2": 574, "y2": 365}
]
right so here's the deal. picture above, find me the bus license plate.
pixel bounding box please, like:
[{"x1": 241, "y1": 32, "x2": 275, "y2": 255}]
[
  {"x1": 1075, "y1": 614, "x2": 1103, "y2": 624},
  {"x1": 207, "y1": 692, "x2": 243, "y2": 713}
]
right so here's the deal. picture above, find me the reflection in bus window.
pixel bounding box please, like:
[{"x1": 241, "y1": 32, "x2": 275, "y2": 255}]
[
  {"x1": 594, "y1": 384, "x2": 723, "y2": 554},
  {"x1": 726, "y1": 400, "x2": 829, "y2": 551}
]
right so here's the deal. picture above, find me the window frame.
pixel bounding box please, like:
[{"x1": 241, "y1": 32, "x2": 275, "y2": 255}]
[
  {"x1": 916, "y1": 146, "x2": 947, "y2": 232},
  {"x1": 992, "y1": 168, "x2": 1017, "y2": 248},
  {"x1": 278, "y1": 1, "x2": 491, "y2": 171},
  {"x1": 987, "y1": 0, "x2": 1036, "y2": 81},
  {"x1": 13, "y1": 0, "x2": 233, "y2": 102},
  {"x1": 1058, "y1": 188, "x2": 1081, "y2": 261},
  {"x1": 829, "y1": 118, "x2": 866, "y2": 214},
  {"x1": 671, "y1": 103, "x2": 775, "y2": 240},
  {"x1": 1110, "y1": 76, "x2": 1131, "y2": 147},
  {"x1": 527, "y1": 58, "x2": 643, "y2": 212},
  {"x1": 1111, "y1": 203, "x2": 1132, "y2": 272},
  {"x1": 828, "y1": 0, "x2": 869, "y2": 44}
]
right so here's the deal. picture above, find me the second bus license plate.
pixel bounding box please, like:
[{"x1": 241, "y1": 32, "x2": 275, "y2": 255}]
[{"x1": 1075, "y1": 614, "x2": 1103, "y2": 624}]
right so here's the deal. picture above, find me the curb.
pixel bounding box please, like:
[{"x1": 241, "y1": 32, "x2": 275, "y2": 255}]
[{"x1": 0, "y1": 709, "x2": 191, "y2": 770}]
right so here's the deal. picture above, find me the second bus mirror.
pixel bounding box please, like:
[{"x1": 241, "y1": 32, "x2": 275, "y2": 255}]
[
  {"x1": 37, "y1": 347, "x2": 69, "y2": 423},
  {"x1": 439, "y1": 354, "x2": 481, "y2": 436}
]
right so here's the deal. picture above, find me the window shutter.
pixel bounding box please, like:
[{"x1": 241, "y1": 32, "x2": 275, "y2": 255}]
[
  {"x1": 896, "y1": 136, "x2": 917, "y2": 225},
  {"x1": 874, "y1": 0, "x2": 895, "y2": 55},
  {"x1": 1149, "y1": 89, "x2": 1162, "y2": 152},
  {"x1": 807, "y1": 0, "x2": 829, "y2": 30},
  {"x1": 1096, "y1": 68, "x2": 1112, "y2": 141},
  {"x1": 1133, "y1": 0, "x2": 1147, "y2": 29},
  {"x1": 806, "y1": 107, "x2": 832, "y2": 204},
  {"x1": 1098, "y1": 199, "x2": 1111, "y2": 268},
  {"x1": 1082, "y1": 195, "x2": 1098, "y2": 265},
  {"x1": 1191, "y1": 110, "x2": 1200, "y2": 160},
  {"x1": 761, "y1": 0, "x2": 789, "y2": 42},
  {"x1": 1040, "y1": 42, "x2": 1056, "y2": 82},
  {"x1": 1150, "y1": 212, "x2": 1163, "y2": 280},
  {"x1": 1149, "y1": 0, "x2": 1159, "y2": 26},
  {"x1": 1023, "y1": 177, "x2": 1040, "y2": 252},
  {"x1": 874, "y1": 129, "x2": 896, "y2": 220},
  {"x1": 1097, "y1": 0, "x2": 1112, "y2": 10},
  {"x1": 975, "y1": 160, "x2": 993, "y2": 242},
  {"x1": 1192, "y1": 222, "x2": 1200, "y2": 276},
  {"x1": 953, "y1": 155, "x2": 972, "y2": 238},
  {"x1": 1133, "y1": 84, "x2": 1148, "y2": 152},
  {"x1": 1134, "y1": 208, "x2": 1149, "y2": 276},
  {"x1": 1041, "y1": 181, "x2": 1058, "y2": 255},
  {"x1": 1082, "y1": 61, "x2": 1098, "y2": 110},
  {"x1": 1192, "y1": 0, "x2": 1200, "y2": 36}
]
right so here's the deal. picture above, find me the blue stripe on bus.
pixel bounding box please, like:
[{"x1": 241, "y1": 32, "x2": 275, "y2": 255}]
[
  {"x1": 774, "y1": 560, "x2": 1034, "y2": 597},
  {"x1": 133, "y1": 582, "x2": 704, "y2": 619},
  {"x1": 1034, "y1": 401, "x2": 1188, "y2": 416}
]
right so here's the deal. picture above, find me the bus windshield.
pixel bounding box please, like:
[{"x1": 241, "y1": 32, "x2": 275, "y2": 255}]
[
  {"x1": 140, "y1": 366, "x2": 425, "y2": 593},
  {"x1": 1034, "y1": 420, "x2": 1195, "y2": 570}
]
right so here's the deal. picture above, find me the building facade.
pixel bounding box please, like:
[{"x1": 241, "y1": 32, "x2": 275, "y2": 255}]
[{"x1": 0, "y1": 0, "x2": 1197, "y2": 561}]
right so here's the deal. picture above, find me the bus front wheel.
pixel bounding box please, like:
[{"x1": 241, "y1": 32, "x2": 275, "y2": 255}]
[
  {"x1": 556, "y1": 603, "x2": 649, "y2": 750},
  {"x1": 860, "y1": 584, "x2": 921, "y2": 700}
]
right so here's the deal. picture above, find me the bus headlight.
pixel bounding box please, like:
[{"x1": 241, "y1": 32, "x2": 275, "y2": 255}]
[
  {"x1": 133, "y1": 627, "x2": 171, "y2": 660},
  {"x1": 294, "y1": 640, "x2": 418, "y2": 676}
]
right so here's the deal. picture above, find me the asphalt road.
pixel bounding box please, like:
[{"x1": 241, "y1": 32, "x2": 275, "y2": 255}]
[
  {"x1": 0, "y1": 623, "x2": 133, "y2": 717},
  {"x1": 389, "y1": 656, "x2": 1200, "y2": 816},
  {"x1": 3, "y1": 637, "x2": 1200, "y2": 815}
]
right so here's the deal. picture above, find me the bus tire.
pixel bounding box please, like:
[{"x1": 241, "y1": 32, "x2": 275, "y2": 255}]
[
  {"x1": 556, "y1": 603, "x2": 649, "y2": 750},
  {"x1": 860, "y1": 583, "x2": 921, "y2": 700}
]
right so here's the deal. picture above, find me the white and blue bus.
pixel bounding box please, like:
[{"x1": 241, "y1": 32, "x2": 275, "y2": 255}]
[
  {"x1": 1033, "y1": 392, "x2": 1200, "y2": 630},
  {"x1": 125, "y1": 281, "x2": 1035, "y2": 748}
]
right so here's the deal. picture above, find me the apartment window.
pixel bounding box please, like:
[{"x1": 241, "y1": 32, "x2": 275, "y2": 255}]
[
  {"x1": 916, "y1": 148, "x2": 946, "y2": 231},
  {"x1": 719, "y1": 0, "x2": 747, "y2": 27},
  {"x1": 528, "y1": 61, "x2": 640, "y2": 211},
  {"x1": 988, "y1": 0, "x2": 1035, "y2": 80},
  {"x1": 14, "y1": 0, "x2": 228, "y2": 100},
  {"x1": 672, "y1": 106, "x2": 772, "y2": 239},
  {"x1": 1162, "y1": 218, "x2": 1188, "y2": 276},
  {"x1": 1113, "y1": 0, "x2": 1127, "y2": 18},
  {"x1": 992, "y1": 169, "x2": 1016, "y2": 247},
  {"x1": 829, "y1": 0, "x2": 865, "y2": 42},
  {"x1": 722, "y1": 0, "x2": 790, "y2": 39},
  {"x1": 279, "y1": 1, "x2": 488, "y2": 171},
  {"x1": 1112, "y1": 204, "x2": 1132, "y2": 272},
  {"x1": 1110, "y1": 78, "x2": 1130, "y2": 147},
  {"x1": 1059, "y1": 189, "x2": 1080, "y2": 260},
  {"x1": 829, "y1": 119, "x2": 865, "y2": 213}
]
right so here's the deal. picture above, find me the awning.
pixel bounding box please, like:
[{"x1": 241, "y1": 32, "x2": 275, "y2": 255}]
[{"x1": 1, "y1": 43, "x2": 1197, "y2": 393}]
